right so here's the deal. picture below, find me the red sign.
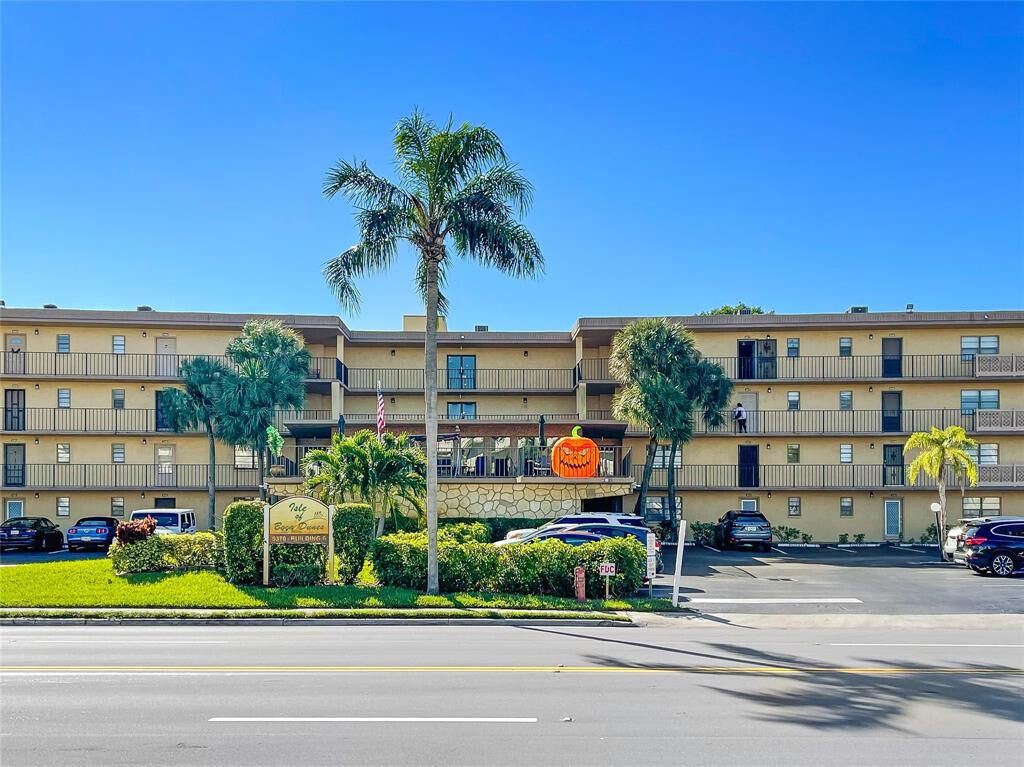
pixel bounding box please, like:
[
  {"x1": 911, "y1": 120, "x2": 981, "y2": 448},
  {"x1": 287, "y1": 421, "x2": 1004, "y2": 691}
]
[{"x1": 574, "y1": 566, "x2": 586, "y2": 602}]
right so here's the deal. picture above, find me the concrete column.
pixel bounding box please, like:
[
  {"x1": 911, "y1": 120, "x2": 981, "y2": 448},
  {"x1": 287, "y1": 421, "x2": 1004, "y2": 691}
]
[
  {"x1": 576, "y1": 381, "x2": 588, "y2": 420},
  {"x1": 331, "y1": 381, "x2": 344, "y2": 426}
]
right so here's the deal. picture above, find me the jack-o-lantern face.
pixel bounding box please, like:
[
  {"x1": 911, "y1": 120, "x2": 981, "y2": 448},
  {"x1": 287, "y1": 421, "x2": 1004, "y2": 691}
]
[{"x1": 551, "y1": 426, "x2": 600, "y2": 478}]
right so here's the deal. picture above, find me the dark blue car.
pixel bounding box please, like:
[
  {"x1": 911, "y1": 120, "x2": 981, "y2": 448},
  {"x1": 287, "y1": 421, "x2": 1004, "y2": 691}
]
[
  {"x1": 0, "y1": 517, "x2": 64, "y2": 552},
  {"x1": 963, "y1": 519, "x2": 1024, "y2": 577},
  {"x1": 67, "y1": 517, "x2": 119, "y2": 551}
]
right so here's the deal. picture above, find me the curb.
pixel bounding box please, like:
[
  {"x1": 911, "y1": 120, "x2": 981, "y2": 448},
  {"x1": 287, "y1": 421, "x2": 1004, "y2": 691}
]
[{"x1": 0, "y1": 617, "x2": 634, "y2": 627}]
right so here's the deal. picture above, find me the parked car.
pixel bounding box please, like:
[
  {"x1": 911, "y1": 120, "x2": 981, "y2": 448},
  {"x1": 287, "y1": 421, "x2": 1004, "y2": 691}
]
[
  {"x1": 946, "y1": 516, "x2": 1024, "y2": 565},
  {"x1": 493, "y1": 524, "x2": 575, "y2": 547},
  {"x1": 961, "y1": 519, "x2": 1024, "y2": 577},
  {"x1": 712, "y1": 510, "x2": 773, "y2": 551},
  {"x1": 128, "y1": 509, "x2": 197, "y2": 535},
  {"x1": 523, "y1": 530, "x2": 605, "y2": 546},
  {"x1": 67, "y1": 517, "x2": 119, "y2": 551},
  {"x1": 504, "y1": 514, "x2": 646, "y2": 541},
  {"x1": 561, "y1": 523, "x2": 663, "y2": 572},
  {"x1": 0, "y1": 517, "x2": 65, "y2": 552}
]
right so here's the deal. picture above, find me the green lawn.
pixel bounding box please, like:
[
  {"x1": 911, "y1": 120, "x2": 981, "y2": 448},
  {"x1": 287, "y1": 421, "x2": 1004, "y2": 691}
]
[{"x1": 0, "y1": 559, "x2": 671, "y2": 612}]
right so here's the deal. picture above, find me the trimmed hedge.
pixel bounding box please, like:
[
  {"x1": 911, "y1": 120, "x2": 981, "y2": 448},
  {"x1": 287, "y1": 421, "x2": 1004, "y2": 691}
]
[
  {"x1": 223, "y1": 501, "x2": 264, "y2": 585},
  {"x1": 369, "y1": 533, "x2": 646, "y2": 597},
  {"x1": 332, "y1": 503, "x2": 375, "y2": 584},
  {"x1": 108, "y1": 532, "x2": 221, "y2": 574},
  {"x1": 438, "y1": 517, "x2": 552, "y2": 542}
]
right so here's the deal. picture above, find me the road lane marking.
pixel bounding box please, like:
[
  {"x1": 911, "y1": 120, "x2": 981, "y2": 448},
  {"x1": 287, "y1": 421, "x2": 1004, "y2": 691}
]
[
  {"x1": 210, "y1": 717, "x2": 537, "y2": 723},
  {"x1": 686, "y1": 598, "x2": 862, "y2": 604},
  {"x1": 2, "y1": 639, "x2": 229, "y2": 644},
  {"x1": 2, "y1": 665, "x2": 1019, "y2": 675},
  {"x1": 830, "y1": 643, "x2": 1024, "y2": 648}
]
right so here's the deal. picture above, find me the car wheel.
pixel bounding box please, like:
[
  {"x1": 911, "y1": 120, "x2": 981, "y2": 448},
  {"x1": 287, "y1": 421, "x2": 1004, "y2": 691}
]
[
  {"x1": 990, "y1": 553, "x2": 1016, "y2": 577},
  {"x1": 68, "y1": 544, "x2": 77, "y2": 552}
]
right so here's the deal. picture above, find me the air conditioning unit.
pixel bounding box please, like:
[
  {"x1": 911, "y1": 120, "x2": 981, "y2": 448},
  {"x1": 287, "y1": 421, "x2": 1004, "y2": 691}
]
[
  {"x1": 42, "y1": 304, "x2": 58, "y2": 309},
  {"x1": 847, "y1": 306, "x2": 868, "y2": 314},
  {"x1": 137, "y1": 305, "x2": 154, "y2": 312},
  {"x1": 474, "y1": 325, "x2": 489, "y2": 332},
  {"x1": 737, "y1": 308, "x2": 752, "y2": 315}
]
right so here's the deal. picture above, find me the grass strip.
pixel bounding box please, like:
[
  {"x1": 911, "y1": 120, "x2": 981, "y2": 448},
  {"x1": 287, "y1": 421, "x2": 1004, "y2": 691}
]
[{"x1": 0, "y1": 607, "x2": 629, "y2": 621}]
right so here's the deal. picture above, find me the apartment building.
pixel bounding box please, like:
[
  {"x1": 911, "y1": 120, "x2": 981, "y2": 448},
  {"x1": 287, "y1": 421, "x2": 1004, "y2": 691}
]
[{"x1": 1, "y1": 305, "x2": 1021, "y2": 541}]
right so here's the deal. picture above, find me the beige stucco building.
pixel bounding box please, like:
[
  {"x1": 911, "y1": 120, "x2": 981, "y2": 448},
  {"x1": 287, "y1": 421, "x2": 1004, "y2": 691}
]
[{"x1": 1, "y1": 304, "x2": 1021, "y2": 541}]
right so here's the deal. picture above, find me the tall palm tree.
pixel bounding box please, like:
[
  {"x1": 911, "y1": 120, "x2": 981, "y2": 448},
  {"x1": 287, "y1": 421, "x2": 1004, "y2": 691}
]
[
  {"x1": 322, "y1": 110, "x2": 542, "y2": 593},
  {"x1": 905, "y1": 425, "x2": 979, "y2": 557},
  {"x1": 611, "y1": 318, "x2": 733, "y2": 522},
  {"x1": 159, "y1": 357, "x2": 233, "y2": 530},
  {"x1": 217, "y1": 320, "x2": 311, "y2": 500},
  {"x1": 303, "y1": 430, "x2": 426, "y2": 536}
]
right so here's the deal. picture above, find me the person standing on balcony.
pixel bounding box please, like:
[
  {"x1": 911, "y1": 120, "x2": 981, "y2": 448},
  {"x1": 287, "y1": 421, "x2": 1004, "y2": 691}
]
[{"x1": 733, "y1": 402, "x2": 747, "y2": 433}]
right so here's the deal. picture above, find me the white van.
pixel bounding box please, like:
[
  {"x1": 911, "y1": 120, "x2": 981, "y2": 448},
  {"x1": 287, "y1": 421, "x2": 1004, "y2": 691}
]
[{"x1": 129, "y1": 509, "x2": 197, "y2": 535}]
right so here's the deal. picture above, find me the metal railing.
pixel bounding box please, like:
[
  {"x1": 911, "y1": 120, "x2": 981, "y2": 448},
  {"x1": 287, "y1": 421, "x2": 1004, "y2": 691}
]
[
  {"x1": 0, "y1": 407, "x2": 336, "y2": 435},
  {"x1": 344, "y1": 413, "x2": 581, "y2": 423},
  {"x1": 636, "y1": 464, "x2": 1024, "y2": 489},
  {"x1": 0, "y1": 464, "x2": 260, "y2": 489},
  {"x1": 436, "y1": 445, "x2": 631, "y2": 479},
  {"x1": 345, "y1": 368, "x2": 576, "y2": 392},
  {"x1": 0, "y1": 352, "x2": 339, "y2": 381},
  {"x1": 578, "y1": 354, "x2": 1024, "y2": 382},
  {"x1": 695, "y1": 408, "x2": 1024, "y2": 435},
  {"x1": 585, "y1": 410, "x2": 614, "y2": 420}
]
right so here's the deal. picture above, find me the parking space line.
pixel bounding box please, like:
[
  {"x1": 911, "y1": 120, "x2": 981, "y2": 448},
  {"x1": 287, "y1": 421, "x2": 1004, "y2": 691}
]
[
  {"x1": 687, "y1": 597, "x2": 863, "y2": 604},
  {"x1": 827, "y1": 547, "x2": 857, "y2": 554},
  {"x1": 703, "y1": 544, "x2": 721, "y2": 553}
]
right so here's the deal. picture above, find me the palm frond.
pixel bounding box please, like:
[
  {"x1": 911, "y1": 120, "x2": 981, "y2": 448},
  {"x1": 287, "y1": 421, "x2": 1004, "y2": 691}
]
[{"x1": 322, "y1": 159, "x2": 411, "y2": 209}]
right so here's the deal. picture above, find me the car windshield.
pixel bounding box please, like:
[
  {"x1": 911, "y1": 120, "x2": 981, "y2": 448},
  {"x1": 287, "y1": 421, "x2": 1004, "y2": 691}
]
[
  {"x1": 735, "y1": 516, "x2": 766, "y2": 525},
  {"x1": 131, "y1": 513, "x2": 179, "y2": 527},
  {"x1": 963, "y1": 526, "x2": 981, "y2": 538},
  {"x1": 1, "y1": 519, "x2": 37, "y2": 529},
  {"x1": 76, "y1": 518, "x2": 111, "y2": 526}
]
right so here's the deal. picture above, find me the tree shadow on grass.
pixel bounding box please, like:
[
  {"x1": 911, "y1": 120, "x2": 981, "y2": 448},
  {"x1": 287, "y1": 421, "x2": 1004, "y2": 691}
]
[{"x1": 579, "y1": 641, "x2": 1023, "y2": 729}]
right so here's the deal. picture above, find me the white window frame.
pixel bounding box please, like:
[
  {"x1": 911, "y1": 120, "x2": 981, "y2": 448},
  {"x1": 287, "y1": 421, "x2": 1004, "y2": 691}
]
[
  {"x1": 112, "y1": 335, "x2": 126, "y2": 355},
  {"x1": 787, "y1": 497, "x2": 801, "y2": 517},
  {"x1": 839, "y1": 497, "x2": 853, "y2": 517},
  {"x1": 111, "y1": 497, "x2": 125, "y2": 517},
  {"x1": 56, "y1": 497, "x2": 70, "y2": 517},
  {"x1": 57, "y1": 443, "x2": 71, "y2": 463},
  {"x1": 56, "y1": 334, "x2": 70, "y2": 353},
  {"x1": 57, "y1": 388, "x2": 71, "y2": 408},
  {"x1": 839, "y1": 390, "x2": 853, "y2": 411},
  {"x1": 839, "y1": 443, "x2": 853, "y2": 464}
]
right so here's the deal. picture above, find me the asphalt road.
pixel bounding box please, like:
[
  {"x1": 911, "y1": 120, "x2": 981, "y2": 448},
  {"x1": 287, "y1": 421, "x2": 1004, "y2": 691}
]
[
  {"x1": 653, "y1": 545, "x2": 1024, "y2": 614},
  {"x1": 2, "y1": 623, "x2": 1022, "y2": 766}
]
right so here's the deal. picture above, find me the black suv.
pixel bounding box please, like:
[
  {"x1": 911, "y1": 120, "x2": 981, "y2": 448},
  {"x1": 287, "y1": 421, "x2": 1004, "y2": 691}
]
[
  {"x1": 963, "y1": 519, "x2": 1024, "y2": 577},
  {"x1": 713, "y1": 511, "x2": 773, "y2": 551}
]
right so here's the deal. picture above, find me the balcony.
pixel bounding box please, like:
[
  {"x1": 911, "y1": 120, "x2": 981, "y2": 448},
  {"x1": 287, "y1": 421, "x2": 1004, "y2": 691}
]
[
  {"x1": 578, "y1": 354, "x2": 1024, "y2": 383},
  {"x1": 637, "y1": 464, "x2": 1024, "y2": 490},
  {"x1": 344, "y1": 367, "x2": 576, "y2": 392},
  {"x1": 1, "y1": 464, "x2": 260, "y2": 490},
  {"x1": 344, "y1": 413, "x2": 580, "y2": 426},
  {"x1": 0, "y1": 352, "x2": 340, "y2": 382},
  {"x1": 692, "y1": 408, "x2": 1024, "y2": 436}
]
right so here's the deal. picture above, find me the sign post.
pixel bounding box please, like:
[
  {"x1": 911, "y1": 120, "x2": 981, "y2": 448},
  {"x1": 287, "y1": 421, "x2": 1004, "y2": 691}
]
[
  {"x1": 573, "y1": 566, "x2": 586, "y2": 602},
  {"x1": 645, "y1": 531, "x2": 657, "y2": 598},
  {"x1": 598, "y1": 562, "x2": 616, "y2": 599},
  {"x1": 671, "y1": 519, "x2": 688, "y2": 608},
  {"x1": 262, "y1": 496, "x2": 333, "y2": 587}
]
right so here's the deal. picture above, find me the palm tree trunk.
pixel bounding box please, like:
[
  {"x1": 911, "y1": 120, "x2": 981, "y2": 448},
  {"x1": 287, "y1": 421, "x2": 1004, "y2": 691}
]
[
  {"x1": 257, "y1": 447, "x2": 266, "y2": 502},
  {"x1": 937, "y1": 476, "x2": 947, "y2": 561},
  {"x1": 666, "y1": 437, "x2": 679, "y2": 527},
  {"x1": 633, "y1": 435, "x2": 658, "y2": 517},
  {"x1": 205, "y1": 418, "x2": 217, "y2": 531},
  {"x1": 424, "y1": 255, "x2": 440, "y2": 595}
]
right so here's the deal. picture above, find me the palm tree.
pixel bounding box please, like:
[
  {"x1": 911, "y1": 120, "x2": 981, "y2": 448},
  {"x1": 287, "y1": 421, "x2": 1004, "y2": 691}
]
[
  {"x1": 611, "y1": 318, "x2": 733, "y2": 523},
  {"x1": 905, "y1": 425, "x2": 979, "y2": 557},
  {"x1": 159, "y1": 357, "x2": 234, "y2": 530},
  {"x1": 303, "y1": 430, "x2": 426, "y2": 536},
  {"x1": 322, "y1": 110, "x2": 542, "y2": 593},
  {"x1": 217, "y1": 320, "x2": 311, "y2": 500}
]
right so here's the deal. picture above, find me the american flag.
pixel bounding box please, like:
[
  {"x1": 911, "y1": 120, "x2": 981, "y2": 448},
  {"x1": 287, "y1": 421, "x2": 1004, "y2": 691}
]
[{"x1": 376, "y1": 380, "x2": 386, "y2": 438}]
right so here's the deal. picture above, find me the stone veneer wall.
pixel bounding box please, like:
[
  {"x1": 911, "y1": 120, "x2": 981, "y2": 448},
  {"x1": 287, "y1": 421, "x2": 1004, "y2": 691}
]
[{"x1": 436, "y1": 479, "x2": 633, "y2": 519}]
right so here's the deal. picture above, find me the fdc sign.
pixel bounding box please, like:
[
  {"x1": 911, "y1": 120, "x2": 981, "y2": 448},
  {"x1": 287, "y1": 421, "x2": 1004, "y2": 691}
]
[{"x1": 262, "y1": 497, "x2": 335, "y2": 585}]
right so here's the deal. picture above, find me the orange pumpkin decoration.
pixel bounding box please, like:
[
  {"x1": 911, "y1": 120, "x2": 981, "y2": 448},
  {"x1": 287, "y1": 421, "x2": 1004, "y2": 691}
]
[{"x1": 551, "y1": 426, "x2": 600, "y2": 478}]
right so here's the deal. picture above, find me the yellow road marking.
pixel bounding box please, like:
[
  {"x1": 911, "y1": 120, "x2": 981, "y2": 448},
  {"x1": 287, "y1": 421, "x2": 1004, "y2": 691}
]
[{"x1": 1, "y1": 665, "x2": 1021, "y2": 675}]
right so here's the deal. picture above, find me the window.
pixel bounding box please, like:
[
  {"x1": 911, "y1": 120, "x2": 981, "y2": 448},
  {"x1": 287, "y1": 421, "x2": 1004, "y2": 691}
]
[
  {"x1": 961, "y1": 389, "x2": 1000, "y2": 412},
  {"x1": 653, "y1": 445, "x2": 682, "y2": 468},
  {"x1": 643, "y1": 496, "x2": 670, "y2": 521},
  {"x1": 961, "y1": 336, "x2": 999, "y2": 358},
  {"x1": 57, "y1": 388, "x2": 71, "y2": 408},
  {"x1": 56, "y1": 334, "x2": 70, "y2": 353},
  {"x1": 446, "y1": 355, "x2": 477, "y2": 389},
  {"x1": 787, "y1": 391, "x2": 800, "y2": 411},
  {"x1": 787, "y1": 444, "x2": 800, "y2": 464},
  {"x1": 839, "y1": 337, "x2": 852, "y2": 357},
  {"x1": 112, "y1": 389, "x2": 125, "y2": 409},
  {"x1": 57, "y1": 443, "x2": 71, "y2": 463},
  {"x1": 56, "y1": 497, "x2": 70, "y2": 517},
  {"x1": 154, "y1": 497, "x2": 176, "y2": 508},
  {"x1": 111, "y1": 497, "x2": 125, "y2": 517},
  {"x1": 112, "y1": 443, "x2": 125, "y2": 463},
  {"x1": 839, "y1": 391, "x2": 853, "y2": 411},
  {"x1": 234, "y1": 445, "x2": 257, "y2": 469},
  {"x1": 739, "y1": 498, "x2": 758, "y2": 512},
  {"x1": 840, "y1": 444, "x2": 853, "y2": 463},
  {"x1": 787, "y1": 497, "x2": 801, "y2": 517},
  {"x1": 446, "y1": 402, "x2": 477, "y2": 419},
  {"x1": 967, "y1": 443, "x2": 999, "y2": 466},
  {"x1": 112, "y1": 335, "x2": 126, "y2": 355},
  {"x1": 840, "y1": 497, "x2": 854, "y2": 517},
  {"x1": 786, "y1": 338, "x2": 800, "y2": 357},
  {"x1": 962, "y1": 497, "x2": 1000, "y2": 518}
]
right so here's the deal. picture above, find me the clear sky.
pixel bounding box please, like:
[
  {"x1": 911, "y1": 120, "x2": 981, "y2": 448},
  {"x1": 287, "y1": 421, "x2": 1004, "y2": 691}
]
[{"x1": 2, "y1": 2, "x2": 1021, "y2": 331}]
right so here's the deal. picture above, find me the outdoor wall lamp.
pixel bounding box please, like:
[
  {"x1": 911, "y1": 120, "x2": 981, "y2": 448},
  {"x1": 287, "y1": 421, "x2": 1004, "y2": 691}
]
[
  {"x1": 33, "y1": 329, "x2": 39, "y2": 335},
  {"x1": 765, "y1": 443, "x2": 771, "y2": 449},
  {"x1": 140, "y1": 385, "x2": 146, "y2": 391},
  {"x1": 142, "y1": 439, "x2": 147, "y2": 445},
  {"x1": 870, "y1": 443, "x2": 875, "y2": 449},
  {"x1": 141, "y1": 492, "x2": 146, "y2": 498},
  {"x1": 390, "y1": 349, "x2": 395, "y2": 356},
  {"x1": 767, "y1": 492, "x2": 772, "y2": 499},
  {"x1": 523, "y1": 350, "x2": 529, "y2": 357},
  {"x1": 34, "y1": 438, "x2": 39, "y2": 445},
  {"x1": 34, "y1": 384, "x2": 39, "y2": 389},
  {"x1": 389, "y1": 397, "x2": 395, "y2": 405},
  {"x1": 868, "y1": 334, "x2": 873, "y2": 340},
  {"x1": 868, "y1": 386, "x2": 873, "y2": 392},
  {"x1": 34, "y1": 493, "x2": 39, "y2": 499},
  {"x1": 523, "y1": 398, "x2": 528, "y2": 406},
  {"x1": 142, "y1": 331, "x2": 147, "y2": 338},
  {"x1": 869, "y1": 491, "x2": 874, "y2": 497},
  {"x1": 767, "y1": 387, "x2": 772, "y2": 393}
]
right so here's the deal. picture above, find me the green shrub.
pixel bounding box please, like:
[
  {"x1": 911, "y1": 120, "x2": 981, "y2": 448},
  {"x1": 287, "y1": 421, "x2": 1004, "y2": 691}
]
[
  {"x1": 800, "y1": 533, "x2": 814, "y2": 544},
  {"x1": 223, "y1": 501, "x2": 265, "y2": 585},
  {"x1": 837, "y1": 533, "x2": 849, "y2": 544},
  {"x1": 854, "y1": 533, "x2": 866, "y2": 544},
  {"x1": 369, "y1": 532, "x2": 428, "y2": 589},
  {"x1": 269, "y1": 543, "x2": 326, "y2": 586},
  {"x1": 109, "y1": 536, "x2": 170, "y2": 573},
  {"x1": 211, "y1": 530, "x2": 226, "y2": 571},
  {"x1": 689, "y1": 521, "x2": 715, "y2": 545},
  {"x1": 332, "y1": 503, "x2": 374, "y2": 584},
  {"x1": 438, "y1": 522, "x2": 490, "y2": 544},
  {"x1": 271, "y1": 561, "x2": 322, "y2": 587},
  {"x1": 439, "y1": 540, "x2": 500, "y2": 592},
  {"x1": 433, "y1": 517, "x2": 553, "y2": 542},
  {"x1": 775, "y1": 526, "x2": 801, "y2": 543},
  {"x1": 922, "y1": 524, "x2": 940, "y2": 544},
  {"x1": 162, "y1": 532, "x2": 219, "y2": 569}
]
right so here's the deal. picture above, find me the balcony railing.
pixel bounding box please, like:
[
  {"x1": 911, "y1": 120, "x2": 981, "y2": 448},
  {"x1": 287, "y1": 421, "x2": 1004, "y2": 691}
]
[
  {"x1": 636, "y1": 464, "x2": 1024, "y2": 489},
  {"x1": 693, "y1": 408, "x2": 1024, "y2": 435},
  {"x1": 0, "y1": 408, "x2": 336, "y2": 435},
  {"x1": 578, "y1": 354, "x2": 1024, "y2": 382},
  {"x1": 0, "y1": 352, "x2": 339, "y2": 381},
  {"x1": 345, "y1": 368, "x2": 576, "y2": 392},
  {"x1": 344, "y1": 413, "x2": 580, "y2": 424},
  {"x1": 1, "y1": 464, "x2": 260, "y2": 489}
]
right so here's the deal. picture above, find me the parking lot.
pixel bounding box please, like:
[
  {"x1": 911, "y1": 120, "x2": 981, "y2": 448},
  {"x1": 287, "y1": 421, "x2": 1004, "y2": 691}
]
[
  {"x1": 0, "y1": 547, "x2": 107, "y2": 567},
  {"x1": 653, "y1": 544, "x2": 1024, "y2": 615}
]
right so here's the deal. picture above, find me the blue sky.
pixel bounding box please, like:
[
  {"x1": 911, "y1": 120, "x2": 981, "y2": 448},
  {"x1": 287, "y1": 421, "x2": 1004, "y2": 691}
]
[{"x1": 2, "y1": 2, "x2": 1021, "y2": 330}]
